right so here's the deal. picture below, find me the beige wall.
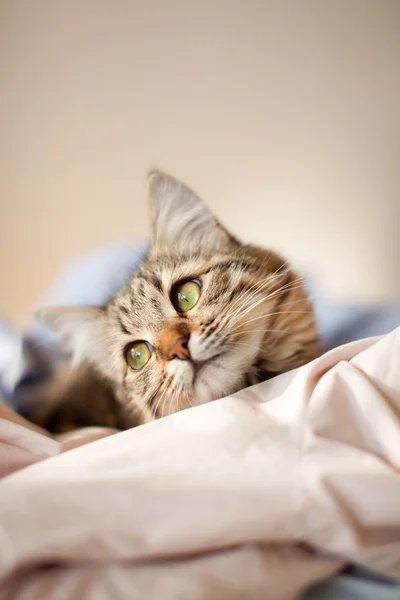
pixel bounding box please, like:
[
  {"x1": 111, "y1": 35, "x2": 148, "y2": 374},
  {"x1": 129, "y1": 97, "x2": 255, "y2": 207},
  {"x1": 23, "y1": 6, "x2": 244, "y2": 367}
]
[{"x1": 1, "y1": 0, "x2": 399, "y2": 325}]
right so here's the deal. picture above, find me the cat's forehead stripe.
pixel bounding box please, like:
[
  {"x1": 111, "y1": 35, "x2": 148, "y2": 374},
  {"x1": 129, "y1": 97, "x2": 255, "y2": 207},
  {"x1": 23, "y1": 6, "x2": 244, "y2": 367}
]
[
  {"x1": 118, "y1": 304, "x2": 130, "y2": 315},
  {"x1": 117, "y1": 315, "x2": 131, "y2": 335},
  {"x1": 133, "y1": 272, "x2": 162, "y2": 289},
  {"x1": 207, "y1": 260, "x2": 255, "y2": 273}
]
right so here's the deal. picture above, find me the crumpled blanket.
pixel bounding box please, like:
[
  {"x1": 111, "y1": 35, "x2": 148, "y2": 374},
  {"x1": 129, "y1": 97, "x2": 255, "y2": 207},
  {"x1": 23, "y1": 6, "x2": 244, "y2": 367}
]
[
  {"x1": 0, "y1": 401, "x2": 118, "y2": 478},
  {"x1": 0, "y1": 328, "x2": 399, "y2": 599}
]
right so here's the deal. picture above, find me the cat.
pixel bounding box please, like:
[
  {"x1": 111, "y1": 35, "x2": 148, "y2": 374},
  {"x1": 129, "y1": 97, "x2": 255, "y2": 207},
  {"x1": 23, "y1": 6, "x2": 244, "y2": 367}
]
[{"x1": 31, "y1": 171, "x2": 319, "y2": 431}]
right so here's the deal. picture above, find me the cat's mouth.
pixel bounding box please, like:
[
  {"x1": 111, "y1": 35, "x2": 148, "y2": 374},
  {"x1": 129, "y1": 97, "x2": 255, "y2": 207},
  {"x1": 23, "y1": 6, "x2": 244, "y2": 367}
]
[
  {"x1": 190, "y1": 350, "x2": 228, "y2": 381},
  {"x1": 191, "y1": 359, "x2": 207, "y2": 377}
]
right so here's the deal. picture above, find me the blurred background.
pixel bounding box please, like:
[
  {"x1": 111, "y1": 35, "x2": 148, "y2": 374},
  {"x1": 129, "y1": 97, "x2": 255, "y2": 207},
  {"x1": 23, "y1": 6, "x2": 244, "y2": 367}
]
[{"x1": 1, "y1": 0, "x2": 399, "y2": 326}]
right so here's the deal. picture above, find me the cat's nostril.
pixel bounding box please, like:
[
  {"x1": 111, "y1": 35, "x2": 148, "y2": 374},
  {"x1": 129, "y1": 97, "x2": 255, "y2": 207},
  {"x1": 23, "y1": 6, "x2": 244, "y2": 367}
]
[{"x1": 166, "y1": 335, "x2": 190, "y2": 361}]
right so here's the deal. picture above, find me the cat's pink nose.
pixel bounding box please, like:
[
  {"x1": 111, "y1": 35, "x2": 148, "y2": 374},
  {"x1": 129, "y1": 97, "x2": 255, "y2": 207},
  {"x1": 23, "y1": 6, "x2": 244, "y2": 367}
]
[
  {"x1": 165, "y1": 335, "x2": 190, "y2": 361},
  {"x1": 158, "y1": 326, "x2": 191, "y2": 361}
]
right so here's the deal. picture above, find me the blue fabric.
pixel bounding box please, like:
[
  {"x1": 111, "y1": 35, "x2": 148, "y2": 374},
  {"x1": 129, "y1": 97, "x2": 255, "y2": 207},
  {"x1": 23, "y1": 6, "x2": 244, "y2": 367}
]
[
  {"x1": 304, "y1": 568, "x2": 400, "y2": 599},
  {"x1": 310, "y1": 288, "x2": 400, "y2": 350}
]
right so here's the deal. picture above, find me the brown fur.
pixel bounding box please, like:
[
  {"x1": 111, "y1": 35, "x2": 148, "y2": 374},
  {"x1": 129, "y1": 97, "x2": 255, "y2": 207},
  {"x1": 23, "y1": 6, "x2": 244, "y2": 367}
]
[{"x1": 33, "y1": 172, "x2": 320, "y2": 432}]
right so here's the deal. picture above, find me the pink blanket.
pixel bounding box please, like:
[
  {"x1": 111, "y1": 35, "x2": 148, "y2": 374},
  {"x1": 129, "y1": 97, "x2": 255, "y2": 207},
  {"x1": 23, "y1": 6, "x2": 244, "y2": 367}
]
[{"x1": 0, "y1": 330, "x2": 399, "y2": 598}]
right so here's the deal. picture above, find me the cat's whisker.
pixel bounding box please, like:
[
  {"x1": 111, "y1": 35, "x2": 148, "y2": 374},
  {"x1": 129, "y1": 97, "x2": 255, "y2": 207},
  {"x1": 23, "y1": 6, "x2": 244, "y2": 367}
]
[
  {"x1": 223, "y1": 311, "x2": 313, "y2": 344},
  {"x1": 131, "y1": 400, "x2": 153, "y2": 425},
  {"x1": 204, "y1": 277, "x2": 303, "y2": 344},
  {"x1": 235, "y1": 283, "x2": 307, "y2": 323},
  {"x1": 171, "y1": 388, "x2": 180, "y2": 415},
  {"x1": 154, "y1": 377, "x2": 172, "y2": 418},
  {"x1": 185, "y1": 395, "x2": 195, "y2": 409},
  {"x1": 226, "y1": 268, "x2": 290, "y2": 318},
  {"x1": 225, "y1": 270, "x2": 286, "y2": 317},
  {"x1": 182, "y1": 381, "x2": 195, "y2": 409},
  {"x1": 153, "y1": 385, "x2": 167, "y2": 418},
  {"x1": 166, "y1": 382, "x2": 178, "y2": 416},
  {"x1": 227, "y1": 279, "x2": 307, "y2": 329},
  {"x1": 236, "y1": 309, "x2": 313, "y2": 329},
  {"x1": 225, "y1": 268, "x2": 308, "y2": 326},
  {"x1": 275, "y1": 297, "x2": 314, "y2": 309},
  {"x1": 164, "y1": 387, "x2": 173, "y2": 416},
  {"x1": 228, "y1": 327, "x2": 304, "y2": 339},
  {"x1": 227, "y1": 339, "x2": 262, "y2": 353},
  {"x1": 168, "y1": 383, "x2": 185, "y2": 416},
  {"x1": 218, "y1": 276, "x2": 286, "y2": 334}
]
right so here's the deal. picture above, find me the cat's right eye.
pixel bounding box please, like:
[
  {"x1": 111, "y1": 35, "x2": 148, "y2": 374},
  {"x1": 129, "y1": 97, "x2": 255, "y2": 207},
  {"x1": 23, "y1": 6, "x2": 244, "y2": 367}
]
[
  {"x1": 125, "y1": 341, "x2": 153, "y2": 371},
  {"x1": 171, "y1": 279, "x2": 202, "y2": 313}
]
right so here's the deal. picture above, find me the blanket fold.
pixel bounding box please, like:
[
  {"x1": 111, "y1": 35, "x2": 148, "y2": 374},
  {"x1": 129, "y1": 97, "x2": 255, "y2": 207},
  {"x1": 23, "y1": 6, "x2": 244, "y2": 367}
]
[{"x1": 0, "y1": 329, "x2": 399, "y2": 598}]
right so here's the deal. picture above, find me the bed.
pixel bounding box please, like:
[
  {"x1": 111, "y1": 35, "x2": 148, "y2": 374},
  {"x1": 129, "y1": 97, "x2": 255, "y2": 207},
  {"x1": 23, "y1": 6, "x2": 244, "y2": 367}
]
[{"x1": 1, "y1": 328, "x2": 399, "y2": 598}]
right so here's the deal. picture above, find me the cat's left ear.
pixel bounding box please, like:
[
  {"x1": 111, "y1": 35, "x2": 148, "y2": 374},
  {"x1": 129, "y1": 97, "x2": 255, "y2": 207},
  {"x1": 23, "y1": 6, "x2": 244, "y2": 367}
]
[
  {"x1": 35, "y1": 306, "x2": 108, "y2": 364},
  {"x1": 148, "y1": 171, "x2": 239, "y2": 252}
]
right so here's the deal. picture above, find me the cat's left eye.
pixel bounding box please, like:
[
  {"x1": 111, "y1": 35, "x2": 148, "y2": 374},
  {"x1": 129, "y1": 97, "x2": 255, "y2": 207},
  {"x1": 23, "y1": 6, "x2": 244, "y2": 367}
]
[
  {"x1": 172, "y1": 279, "x2": 202, "y2": 313},
  {"x1": 125, "y1": 341, "x2": 153, "y2": 371}
]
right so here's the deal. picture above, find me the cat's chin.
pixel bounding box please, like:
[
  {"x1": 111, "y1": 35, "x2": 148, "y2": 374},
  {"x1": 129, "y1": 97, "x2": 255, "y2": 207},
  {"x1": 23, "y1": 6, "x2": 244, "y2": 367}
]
[
  {"x1": 171, "y1": 343, "x2": 255, "y2": 409},
  {"x1": 187, "y1": 331, "x2": 261, "y2": 406},
  {"x1": 191, "y1": 358, "x2": 245, "y2": 406}
]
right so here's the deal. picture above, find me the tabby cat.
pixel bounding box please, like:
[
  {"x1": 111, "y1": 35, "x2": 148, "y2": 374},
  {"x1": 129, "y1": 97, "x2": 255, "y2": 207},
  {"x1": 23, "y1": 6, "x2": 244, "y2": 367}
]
[{"x1": 34, "y1": 172, "x2": 319, "y2": 431}]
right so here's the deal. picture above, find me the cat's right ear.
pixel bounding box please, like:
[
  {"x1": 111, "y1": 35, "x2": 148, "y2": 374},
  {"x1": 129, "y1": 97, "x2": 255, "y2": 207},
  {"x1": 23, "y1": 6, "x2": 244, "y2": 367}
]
[
  {"x1": 35, "y1": 306, "x2": 108, "y2": 364},
  {"x1": 148, "y1": 170, "x2": 239, "y2": 253}
]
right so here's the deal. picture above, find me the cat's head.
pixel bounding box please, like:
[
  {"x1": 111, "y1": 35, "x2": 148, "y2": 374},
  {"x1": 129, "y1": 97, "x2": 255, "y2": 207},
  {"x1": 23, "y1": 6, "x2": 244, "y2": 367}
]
[{"x1": 37, "y1": 172, "x2": 318, "y2": 424}]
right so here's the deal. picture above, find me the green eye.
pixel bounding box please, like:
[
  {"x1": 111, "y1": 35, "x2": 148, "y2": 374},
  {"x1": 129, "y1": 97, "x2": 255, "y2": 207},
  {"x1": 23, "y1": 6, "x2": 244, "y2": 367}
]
[
  {"x1": 125, "y1": 341, "x2": 153, "y2": 371},
  {"x1": 173, "y1": 279, "x2": 201, "y2": 313}
]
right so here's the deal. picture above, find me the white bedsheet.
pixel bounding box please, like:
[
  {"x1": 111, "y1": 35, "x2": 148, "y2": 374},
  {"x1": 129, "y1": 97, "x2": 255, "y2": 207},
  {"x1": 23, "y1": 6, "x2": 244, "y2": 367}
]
[{"x1": 0, "y1": 330, "x2": 399, "y2": 598}]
